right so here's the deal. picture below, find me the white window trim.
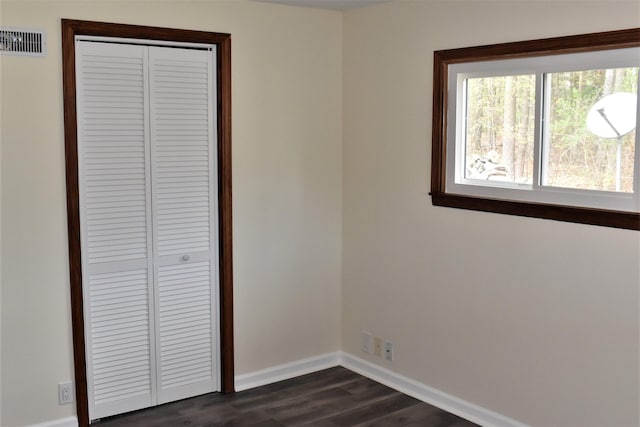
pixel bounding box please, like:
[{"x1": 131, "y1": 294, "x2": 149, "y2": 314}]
[{"x1": 445, "y1": 47, "x2": 640, "y2": 213}]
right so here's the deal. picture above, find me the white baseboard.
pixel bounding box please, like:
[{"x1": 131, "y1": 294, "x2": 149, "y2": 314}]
[
  {"x1": 235, "y1": 351, "x2": 341, "y2": 391},
  {"x1": 340, "y1": 352, "x2": 527, "y2": 427},
  {"x1": 28, "y1": 416, "x2": 78, "y2": 427},
  {"x1": 34, "y1": 352, "x2": 523, "y2": 427},
  {"x1": 235, "y1": 351, "x2": 525, "y2": 426}
]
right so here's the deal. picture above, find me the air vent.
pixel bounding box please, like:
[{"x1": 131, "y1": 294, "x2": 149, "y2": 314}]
[{"x1": 0, "y1": 27, "x2": 46, "y2": 56}]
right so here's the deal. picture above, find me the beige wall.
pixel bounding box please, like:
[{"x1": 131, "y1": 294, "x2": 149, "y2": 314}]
[
  {"x1": 0, "y1": 1, "x2": 342, "y2": 425},
  {"x1": 2, "y1": 0, "x2": 639, "y2": 426},
  {"x1": 342, "y1": 1, "x2": 639, "y2": 427},
  {"x1": 0, "y1": 31, "x2": 3, "y2": 423}
]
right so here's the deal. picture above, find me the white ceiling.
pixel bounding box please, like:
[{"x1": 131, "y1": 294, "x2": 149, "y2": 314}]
[{"x1": 253, "y1": 0, "x2": 392, "y2": 11}]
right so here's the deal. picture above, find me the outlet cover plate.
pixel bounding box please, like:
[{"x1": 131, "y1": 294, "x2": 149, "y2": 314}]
[
  {"x1": 384, "y1": 340, "x2": 393, "y2": 361},
  {"x1": 361, "y1": 332, "x2": 373, "y2": 354},
  {"x1": 58, "y1": 382, "x2": 73, "y2": 404},
  {"x1": 373, "y1": 337, "x2": 383, "y2": 357}
]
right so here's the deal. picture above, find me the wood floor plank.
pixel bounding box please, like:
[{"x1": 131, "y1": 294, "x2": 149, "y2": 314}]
[
  {"x1": 229, "y1": 368, "x2": 360, "y2": 410},
  {"x1": 95, "y1": 367, "x2": 479, "y2": 427},
  {"x1": 352, "y1": 401, "x2": 475, "y2": 427},
  {"x1": 325, "y1": 393, "x2": 421, "y2": 426}
]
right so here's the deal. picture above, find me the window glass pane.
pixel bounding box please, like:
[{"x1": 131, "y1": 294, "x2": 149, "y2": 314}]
[
  {"x1": 543, "y1": 67, "x2": 638, "y2": 193},
  {"x1": 464, "y1": 75, "x2": 536, "y2": 184}
]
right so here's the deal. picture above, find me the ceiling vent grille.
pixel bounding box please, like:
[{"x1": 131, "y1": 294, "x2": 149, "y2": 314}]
[{"x1": 0, "y1": 27, "x2": 46, "y2": 56}]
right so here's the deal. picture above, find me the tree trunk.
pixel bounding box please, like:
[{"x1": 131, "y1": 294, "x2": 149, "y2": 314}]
[
  {"x1": 514, "y1": 78, "x2": 530, "y2": 181},
  {"x1": 502, "y1": 76, "x2": 516, "y2": 180},
  {"x1": 603, "y1": 69, "x2": 615, "y2": 96},
  {"x1": 614, "y1": 68, "x2": 626, "y2": 92}
]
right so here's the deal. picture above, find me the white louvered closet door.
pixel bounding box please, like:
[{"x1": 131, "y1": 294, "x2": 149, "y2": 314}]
[
  {"x1": 76, "y1": 40, "x2": 218, "y2": 422},
  {"x1": 149, "y1": 46, "x2": 218, "y2": 404}
]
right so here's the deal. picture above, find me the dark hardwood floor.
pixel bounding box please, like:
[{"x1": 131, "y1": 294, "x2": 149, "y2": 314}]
[{"x1": 96, "y1": 367, "x2": 478, "y2": 427}]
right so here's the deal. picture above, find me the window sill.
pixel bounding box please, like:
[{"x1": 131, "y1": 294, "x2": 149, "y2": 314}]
[{"x1": 430, "y1": 192, "x2": 640, "y2": 230}]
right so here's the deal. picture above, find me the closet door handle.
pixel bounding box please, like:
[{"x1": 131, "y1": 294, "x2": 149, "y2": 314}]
[{"x1": 181, "y1": 254, "x2": 190, "y2": 262}]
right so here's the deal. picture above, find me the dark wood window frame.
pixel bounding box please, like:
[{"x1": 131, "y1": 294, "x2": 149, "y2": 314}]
[
  {"x1": 61, "y1": 19, "x2": 234, "y2": 426},
  {"x1": 431, "y1": 28, "x2": 640, "y2": 230}
]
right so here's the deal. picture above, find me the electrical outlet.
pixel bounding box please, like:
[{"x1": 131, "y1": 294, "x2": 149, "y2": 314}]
[
  {"x1": 58, "y1": 382, "x2": 73, "y2": 405},
  {"x1": 384, "y1": 340, "x2": 393, "y2": 361},
  {"x1": 373, "y1": 337, "x2": 383, "y2": 357},
  {"x1": 361, "y1": 331, "x2": 373, "y2": 354}
]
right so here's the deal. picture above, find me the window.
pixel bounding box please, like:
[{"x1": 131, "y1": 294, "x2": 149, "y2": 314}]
[{"x1": 431, "y1": 28, "x2": 640, "y2": 230}]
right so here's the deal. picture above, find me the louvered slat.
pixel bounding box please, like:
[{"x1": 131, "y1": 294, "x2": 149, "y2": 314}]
[
  {"x1": 81, "y1": 48, "x2": 148, "y2": 265},
  {"x1": 89, "y1": 269, "x2": 152, "y2": 406},
  {"x1": 157, "y1": 261, "x2": 213, "y2": 393},
  {"x1": 151, "y1": 48, "x2": 212, "y2": 257},
  {"x1": 148, "y1": 45, "x2": 217, "y2": 405},
  {"x1": 77, "y1": 41, "x2": 154, "y2": 420}
]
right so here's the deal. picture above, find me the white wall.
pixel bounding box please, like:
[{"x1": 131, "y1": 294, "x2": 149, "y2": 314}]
[
  {"x1": 342, "y1": 1, "x2": 639, "y2": 427},
  {"x1": 0, "y1": 1, "x2": 342, "y2": 426}
]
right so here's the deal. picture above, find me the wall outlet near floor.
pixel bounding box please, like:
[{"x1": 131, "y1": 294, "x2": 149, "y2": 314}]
[
  {"x1": 58, "y1": 382, "x2": 73, "y2": 405},
  {"x1": 384, "y1": 340, "x2": 393, "y2": 361},
  {"x1": 373, "y1": 336, "x2": 383, "y2": 357},
  {"x1": 361, "y1": 331, "x2": 373, "y2": 354}
]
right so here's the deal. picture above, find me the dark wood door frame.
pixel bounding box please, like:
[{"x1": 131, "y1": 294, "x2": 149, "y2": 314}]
[{"x1": 61, "y1": 19, "x2": 234, "y2": 427}]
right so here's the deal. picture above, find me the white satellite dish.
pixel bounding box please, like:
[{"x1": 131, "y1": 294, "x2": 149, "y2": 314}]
[
  {"x1": 587, "y1": 92, "x2": 637, "y2": 139},
  {"x1": 586, "y1": 92, "x2": 637, "y2": 192}
]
